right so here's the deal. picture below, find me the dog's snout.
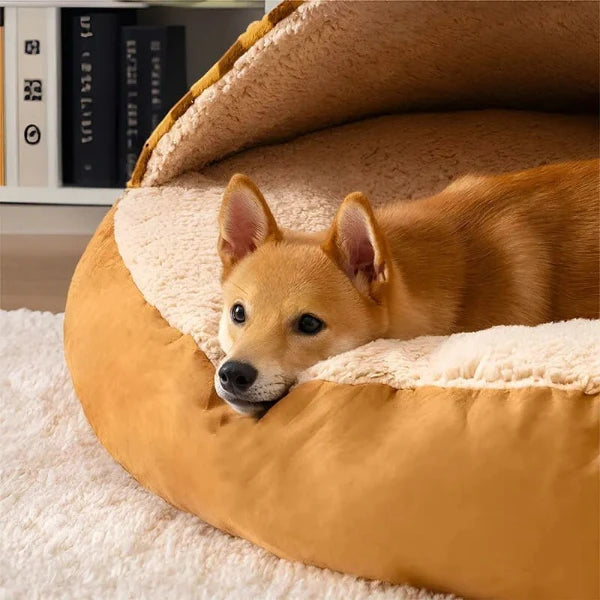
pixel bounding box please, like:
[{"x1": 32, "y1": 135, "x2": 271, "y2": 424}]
[{"x1": 218, "y1": 361, "x2": 258, "y2": 394}]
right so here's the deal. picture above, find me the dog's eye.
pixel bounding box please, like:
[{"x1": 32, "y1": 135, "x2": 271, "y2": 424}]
[
  {"x1": 231, "y1": 303, "x2": 246, "y2": 324},
  {"x1": 296, "y1": 313, "x2": 324, "y2": 335}
]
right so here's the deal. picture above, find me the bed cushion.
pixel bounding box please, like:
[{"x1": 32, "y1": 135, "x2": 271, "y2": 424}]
[{"x1": 64, "y1": 2, "x2": 600, "y2": 599}]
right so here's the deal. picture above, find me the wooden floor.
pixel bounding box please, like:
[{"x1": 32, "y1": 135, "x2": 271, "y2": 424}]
[{"x1": 1, "y1": 234, "x2": 91, "y2": 313}]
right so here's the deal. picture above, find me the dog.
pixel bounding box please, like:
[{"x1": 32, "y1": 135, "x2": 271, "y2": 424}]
[{"x1": 215, "y1": 160, "x2": 599, "y2": 416}]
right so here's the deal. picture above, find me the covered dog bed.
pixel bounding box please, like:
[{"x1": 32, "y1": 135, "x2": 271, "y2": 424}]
[{"x1": 64, "y1": 2, "x2": 600, "y2": 599}]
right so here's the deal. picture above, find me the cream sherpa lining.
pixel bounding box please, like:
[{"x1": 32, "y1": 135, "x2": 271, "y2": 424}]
[
  {"x1": 115, "y1": 111, "x2": 599, "y2": 381},
  {"x1": 297, "y1": 319, "x2": 600, "y2": 394},
  {"x1": 142, "y1": 0, "x2": 599, "y2": 186}
]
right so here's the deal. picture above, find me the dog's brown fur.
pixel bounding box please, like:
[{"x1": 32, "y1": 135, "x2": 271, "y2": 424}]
[
  {"x1": 216, "y1": 160, "x2": 599, "y2": 411},
  {"x1": 373, "y1": 159, "x2": 600, "y2": 335}
]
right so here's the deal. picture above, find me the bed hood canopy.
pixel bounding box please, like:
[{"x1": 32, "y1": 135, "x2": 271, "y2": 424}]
[{"x1": 131, "y1": 0, "x2": 599, "y2": 187}]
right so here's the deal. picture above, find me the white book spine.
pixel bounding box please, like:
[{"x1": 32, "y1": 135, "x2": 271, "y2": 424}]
[
  {"x1": 4, "y1": 8, "x2": 18, "y2": 186},
  {"x1": 16, "y1": 7, "x2": 51, "y2": 186}
]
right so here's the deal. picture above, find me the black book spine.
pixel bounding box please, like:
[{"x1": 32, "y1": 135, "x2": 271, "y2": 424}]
[
  {"x1": 117, "y1": 27, "x2": 152, "y2": 186},
  {"x1": 61, "y1": 10, "x2": 74, "y2": 185},
  {"x1": 118, "y1": 28, "x2": 141, "y2": 186},
  {"x1": 71, "y1": 13, "x2": 120, "y2": 187},
  {"x1": 149, "y1": 26, "x2": 187, "y2": 131},
  {"x1": 117, "y1": 26, "x2": 186, "y2": 185}
]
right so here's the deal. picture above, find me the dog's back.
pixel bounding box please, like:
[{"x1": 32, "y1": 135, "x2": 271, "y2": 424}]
[{"x1": 378, "y1": 160, "x2": 599, "y2": 334}]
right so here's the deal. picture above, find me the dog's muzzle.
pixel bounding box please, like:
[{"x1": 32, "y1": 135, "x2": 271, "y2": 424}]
[{"x1": 215, "y1": 360, "x2": 282, "y2": 416}]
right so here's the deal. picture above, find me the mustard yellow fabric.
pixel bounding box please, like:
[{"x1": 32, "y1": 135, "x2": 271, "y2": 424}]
[
  {"x1": 64, "y1": 209, "x2": 599, "y2": 600},
  {"x1": 65, "y1": 1, "x2": 600, "y2": 597}
]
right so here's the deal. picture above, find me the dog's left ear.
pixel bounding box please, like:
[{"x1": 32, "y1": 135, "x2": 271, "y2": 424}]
[
  {"x1": 218, "y1": 174, "x2": 281, "y2": 276},
  {"x1": 323, "y1": 192, "x2": 390, "y2": 301}
]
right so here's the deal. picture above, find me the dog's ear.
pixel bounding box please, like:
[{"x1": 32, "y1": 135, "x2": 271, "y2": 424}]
[
  {"x1": 218, "y1": 174, "x2": 281, "y2": 274},
  {"x1": 323, "y1": 192, "x2": 390, "y2": 301}
]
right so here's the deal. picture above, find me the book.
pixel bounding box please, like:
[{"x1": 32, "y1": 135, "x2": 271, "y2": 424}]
[
  {"x1": 16, "y1": 7, "x2": 50, "y2": 186},
  {"x1": 67, "y1": 11, "x2": 135, "y2": 188},
  {"x1": 148, "y1": 26, "x2": 186, "y2": 131},
  {"x1": 118, "y1": 25, "x2": 186, "y2": 185},
  {"x1": 118, "y1": 26, "x2": 141, "y2": 186},
  {"x1": 3, "y1": 8, "x2": 17, "y2": 186},
  {"x1": 71, "y1": 12, "x2": 119, "y2": 187}
]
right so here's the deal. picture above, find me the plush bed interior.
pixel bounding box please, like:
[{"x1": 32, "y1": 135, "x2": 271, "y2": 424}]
[
  {"x1": 115, "y1": 110, "x2": 599, "y2": 390},
  {"x1": 116, "y1": 0, "x2": 599, "y2": 391}
]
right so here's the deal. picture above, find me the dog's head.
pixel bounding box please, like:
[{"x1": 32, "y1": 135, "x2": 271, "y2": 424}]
[{"x1": 215, "y1": 174, "x2": 392, "y2": 416}]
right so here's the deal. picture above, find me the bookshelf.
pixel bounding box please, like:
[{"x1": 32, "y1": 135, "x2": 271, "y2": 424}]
[
  {"x1": 0, "y1": 0, "x2": 270, "y2": 207},
  {"x1": 0, "y1": 2, "x2": 263, "y2": 10}
]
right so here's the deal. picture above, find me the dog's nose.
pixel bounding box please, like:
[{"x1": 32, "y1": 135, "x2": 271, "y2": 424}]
[{"x1": 218, "y1": 361, "x2": 258, "y2": 394}]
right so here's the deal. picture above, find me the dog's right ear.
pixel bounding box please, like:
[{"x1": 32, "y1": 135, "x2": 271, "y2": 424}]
[{"x1": 218, "y1": 174, "x2": 281, "y2": 275}]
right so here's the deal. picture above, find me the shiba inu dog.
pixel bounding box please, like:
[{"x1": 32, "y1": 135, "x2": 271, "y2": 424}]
[{"x1": 215, "y1": 160, "x2": 599, "y2": 416}]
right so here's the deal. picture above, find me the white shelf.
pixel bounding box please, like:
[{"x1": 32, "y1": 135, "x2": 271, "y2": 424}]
[
  {"x1": 135, "y1": 1, "x2": 264, "y2": 7},
  {"x1": 0, "y1": 2, "x2": 147, "y2": 7},
  {"x1": 0, "y1": 1, "x2": 264, "y2": 7},
  {"x1": 0, "y1": 186, "x2": 120, "y2": 206}
]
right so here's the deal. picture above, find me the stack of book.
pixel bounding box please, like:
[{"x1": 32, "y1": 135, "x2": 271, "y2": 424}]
[{"x1": 1, "y1": 6, "x2": 187, "y2": 188}]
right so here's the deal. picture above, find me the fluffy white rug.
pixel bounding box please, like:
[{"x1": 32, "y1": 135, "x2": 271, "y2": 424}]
[{"x1": 0, "y1": 309, "x2": 452, "y2": 599}]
